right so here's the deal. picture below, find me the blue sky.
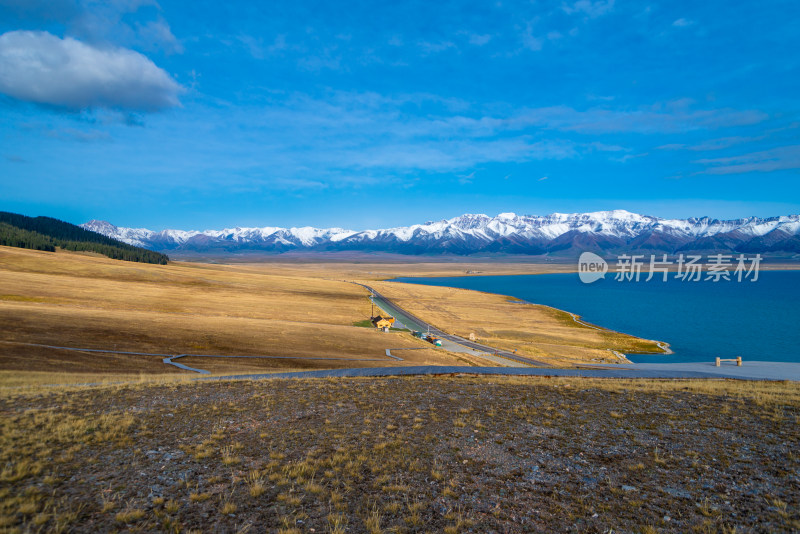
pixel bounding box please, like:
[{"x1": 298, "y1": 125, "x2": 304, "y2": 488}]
[{"x1": 1, "y1": 0, "x2": 798, "y2": 230}]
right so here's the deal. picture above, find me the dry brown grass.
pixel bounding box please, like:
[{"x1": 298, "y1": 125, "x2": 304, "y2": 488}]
[
  {"x1": 203, "y1": 258, "x2": 800, "y2": 280},
  {"x1": 228, "y1": 260, "x2": 575, "y2": 280},
  {"x1": 1, "y1": 244, "x2": 679, "y2": 379},
  {"x1": 0, "y1": 370, "x2": 195, "y2": 390},
  {"x1": 367, "y1": 280, "x2": 665, "y2": 365},
  {"x1": 0, "y1": 375, "x2": 796, "y2": 533},
  {"x1": 0, "y1": 247, "x2": 470, "y2": 375}
]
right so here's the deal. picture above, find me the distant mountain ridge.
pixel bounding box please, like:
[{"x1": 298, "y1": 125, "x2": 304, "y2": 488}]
[{"x1": 81, "y1": 210, "x2": 800, "y2": 256}]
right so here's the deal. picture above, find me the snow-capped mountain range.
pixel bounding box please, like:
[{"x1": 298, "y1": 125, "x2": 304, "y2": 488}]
[{"x1": 81, "y1": 210, "x2": 800, "y2": 256}]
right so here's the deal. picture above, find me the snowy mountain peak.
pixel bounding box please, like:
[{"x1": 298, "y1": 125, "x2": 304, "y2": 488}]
[
  {"x1": 83, "y1": 220, "x2": 119, "y2": 234},
  {"x1": 81, "y1": 211, "x2": 800, "y2": 256}
]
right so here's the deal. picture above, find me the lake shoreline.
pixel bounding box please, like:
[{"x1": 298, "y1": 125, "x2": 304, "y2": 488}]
[
  {"x1": 391, "y1": 271, "x2": 799, "y2": 364},
  {"x1": 510, "y1": 296, "x2": 674, "y2": 362},
  {"x1": 385, "y1": 275, "x2": 670, "y2": 365}
]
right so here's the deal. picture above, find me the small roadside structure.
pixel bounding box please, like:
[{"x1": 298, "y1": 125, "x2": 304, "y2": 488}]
[{"x1": 371, "y1": 315, "x2": 395, "y2": 332}]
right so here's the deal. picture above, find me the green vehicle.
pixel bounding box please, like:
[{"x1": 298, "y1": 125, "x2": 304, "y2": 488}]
[{"x1": 425, "y1": 335, "x2": 443, "y2": 347}]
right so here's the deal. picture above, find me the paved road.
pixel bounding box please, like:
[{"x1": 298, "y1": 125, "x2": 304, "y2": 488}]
[
  {"x1": 10, "y1": 342, "x2": 797, "y2": 383},
  {"x1": 163, "y1": 355, "x2": 211, "y2": 374},
  {"x1": 594, "y1": 361, "x2": 800, "y2": 381},
  {"x1": 205, "y1": 361, "x2": 800, "y2": 381},
  {"x1": 3, "y1": 341, "x2": 408, "y2": 374},
  {"x1": 355, "y1": 282, "x2": 551, "y2": 367}
]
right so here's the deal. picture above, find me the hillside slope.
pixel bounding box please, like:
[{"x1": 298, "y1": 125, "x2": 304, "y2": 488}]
[{"x1": 0, "y1": 211, "x2": 169, "y2": 264}]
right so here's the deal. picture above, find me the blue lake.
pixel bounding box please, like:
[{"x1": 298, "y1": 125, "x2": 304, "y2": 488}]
[{"x1": 392, "y1": 270, "x2": 800, "y2": 363}]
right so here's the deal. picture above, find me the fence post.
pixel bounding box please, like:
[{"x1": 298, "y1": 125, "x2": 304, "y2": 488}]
[
  {"x1": 715, "y1": 357, "x2": 721, "y2": 367},
  {"x1": 736, "y1": 356, "x2": 742, "y2": 366}
]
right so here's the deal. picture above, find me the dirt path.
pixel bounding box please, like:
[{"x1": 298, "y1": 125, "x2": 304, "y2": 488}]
[{"x1": 3, "y1": 341, "x2": 408, "y2": 374}]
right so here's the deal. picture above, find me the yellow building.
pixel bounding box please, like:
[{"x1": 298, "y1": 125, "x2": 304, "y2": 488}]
[{"x1": 371, "y1": 316, "x2": 395, "y2": 330}]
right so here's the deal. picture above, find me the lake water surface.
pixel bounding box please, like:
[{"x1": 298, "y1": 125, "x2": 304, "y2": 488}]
[{"x1": 392, "y1": 270, "x2": 800, "y2": 363}]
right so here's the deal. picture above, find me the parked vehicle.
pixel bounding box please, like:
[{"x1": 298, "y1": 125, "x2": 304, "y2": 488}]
[
  {"x1": 425, "y1": 335, "x2": 443, "y2": 347},
  {"x1": 413, "y1": 330, "x2": 442, "y2": 346}
]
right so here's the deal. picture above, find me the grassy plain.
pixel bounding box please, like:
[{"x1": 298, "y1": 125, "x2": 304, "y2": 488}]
[
  {"x1": 0, "y1": 247, "x2": 462, "y2": 375},
  {"x1": 0, "y1": 375, "x2": 797, "y2": 533},
  {"x1": 230, "y1": 259, "x2": 573, "y2": 280},
  {"x1": 0, "y1": 246, "x2": 665, "y2": 375}
]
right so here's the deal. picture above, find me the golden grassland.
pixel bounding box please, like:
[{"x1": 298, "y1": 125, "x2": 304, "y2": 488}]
[
  {"x1": 0, "y1": 375, "x2": 797, "y2": 533},
  {"x1": 0, "y1": 246, "x2": 660, "y2": 375},
  {"x1": 1, "y1": 247, "x2": 562, "y2": 377},
  {"x1": 366, "y1": 280, "x2": 664, "y2": 365},
  {"x1": 229, "y1": 260, "x2": 574, "y2": 280},
  {"x1": 0, "y1": 246, "x2": 469, "y2": 375},
  {"x1": 0, "y1": 370, "x2": 194, "y2": 389},
  {"x1": 14, "y1": 244, "x2": 781, "y2": 376}
]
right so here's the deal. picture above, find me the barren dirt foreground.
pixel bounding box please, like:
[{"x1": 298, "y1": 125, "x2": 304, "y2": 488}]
[{"x1": 1, "y1": 376, "x2": 798, "y2": 533}]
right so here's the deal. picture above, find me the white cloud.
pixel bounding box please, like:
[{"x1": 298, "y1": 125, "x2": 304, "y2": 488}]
[
  {"x1": 512, "y1": 103, "x2": 767, "y2": 134},
  {"x1": 340, "y1": 138, "x2": 577, "y2": 171},
  {"x1": 45, "y1": 127, "x2": 112, "y2": 142},
  {"x1": 467, "y1": 33, "x2": 492, "y2": 46},
  {"x1": 695, "y1": 145, "x2": 800, "y2": 174},
  {"x1": 361, "y1": 101, "x2": 766, "y2": 137},
  {"x1": 672, "y1": 18, "x2": 695, "y2": 28},
  {"x1": 417, "y1": 40, "x2": 456, "y2": 54},
  {"x1": 1, "y1": 0, "x2": 182, "y2": 54},
  {"x1": 458, "y1": 171, "x2": 475, "y2": 185},
  {"x1": 610, "y1": 152, "x2": 648, "y2": 163},
  {"x1": 164, "y1": 91, "x2": 773, "y2": 187},
  {"x1": 521, "y1": 21, "x2": 543, "y2": 51},
  {"x1": 134, "y1": 18, "x2": 184, "y2": 54},
  {"x1": 562, "y1": 0, "x2": 615, "y2": 18},
  {"x1": 658, "y1": 135, "x2": 765, "y2": 151},
  {"x1": 236, "y1": 34, "x2": 287, "y2": 60},
  {"x1": 0, "y1": 30, "x2": 183, "y2": 111}
]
